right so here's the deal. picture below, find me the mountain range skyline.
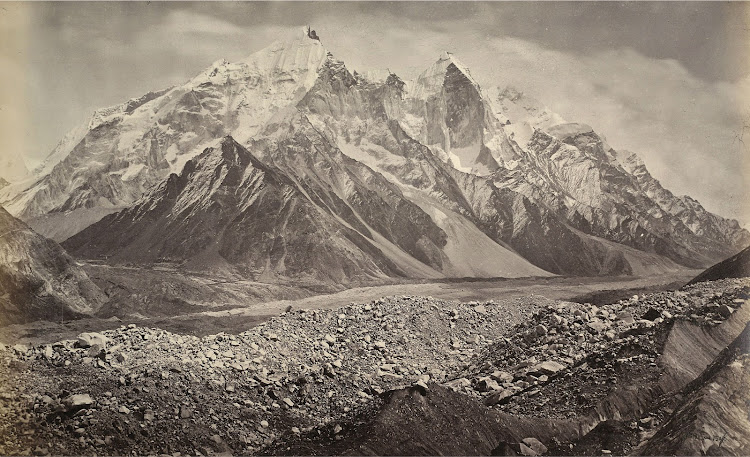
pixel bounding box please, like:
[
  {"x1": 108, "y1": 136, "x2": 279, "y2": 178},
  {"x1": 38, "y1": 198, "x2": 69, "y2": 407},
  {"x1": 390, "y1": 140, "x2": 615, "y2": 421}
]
[
  {"x1": 1, "y1": 2, "x2": 748, "y2": 225},
  {"x1": 0, "y1": 30, "x2": 742, "y2": 289}
]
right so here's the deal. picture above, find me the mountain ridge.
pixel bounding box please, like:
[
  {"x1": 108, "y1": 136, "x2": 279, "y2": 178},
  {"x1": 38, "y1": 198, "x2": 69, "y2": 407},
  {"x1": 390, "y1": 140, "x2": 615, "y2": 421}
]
[{"x1": 5, "y1": 30, "x2": 748, "y2": 283}]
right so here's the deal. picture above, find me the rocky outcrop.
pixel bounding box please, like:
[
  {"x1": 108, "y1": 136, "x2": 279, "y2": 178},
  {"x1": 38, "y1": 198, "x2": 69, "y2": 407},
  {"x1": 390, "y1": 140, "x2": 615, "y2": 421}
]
[{"x1": 0, "y1": 206, "x2": 105, "y2": 325}]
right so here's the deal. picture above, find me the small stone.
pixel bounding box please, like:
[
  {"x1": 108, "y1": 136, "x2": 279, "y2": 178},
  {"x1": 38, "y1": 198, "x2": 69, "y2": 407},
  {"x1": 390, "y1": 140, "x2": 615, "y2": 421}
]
[
  {"x1": 260, "y1": 420, "x2": 269, "y2": 428},
  {"x1": 521, "y1": 438, "x2": 547, "y2": 456},
  {"x1": 587, "y1": 321, "x2": 607, "y2": 333},
  {"x1": 476, "y1": 377, "x2": 502, "y2": 392},
  {"x1": 484, "y1": 389, "x2": 515, "y2": 406},
  {"x1": 333, "y1": 424, "x2": 342, "y2": 435},
  {"x1": 617, "y1": 312, "x2": 635, "y2": 325},
  {"x1": 717, "y1": 304, "x2": 733, "y2": 318},
  {"x1": 283, "y1": 398, "x2": 294, "y2": 407},
  {"x1": 76, "y1": 332, "x2": 108, "y2": 349},
  {"x1": 118, "y1": 405, "x2": 130, "y2": 414},
  {"x1": 179, "y1": 405, "x2": 193, "y2": 419},
  {"x1": 534, "y1": 361, "x2": 566, "y2": 375},
  {"x1": 490, "y1": 370, "x2": 513, "y2": 383},
  {"x1": 62, "y1": 394, "x2": 94, "y2": 411},
  {"x1": 414, "y1": 380, "x2": 429, "y2": 392},
  {"x1": 445, "y1": 378, "x2": 471, "y2": 391}
]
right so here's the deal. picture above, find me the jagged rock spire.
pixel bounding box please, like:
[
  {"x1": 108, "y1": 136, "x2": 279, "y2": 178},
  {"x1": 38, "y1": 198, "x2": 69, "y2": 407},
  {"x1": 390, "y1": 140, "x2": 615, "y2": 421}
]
[{"x1": 306, "y1": 25, "x2": 320, "y2": 41}]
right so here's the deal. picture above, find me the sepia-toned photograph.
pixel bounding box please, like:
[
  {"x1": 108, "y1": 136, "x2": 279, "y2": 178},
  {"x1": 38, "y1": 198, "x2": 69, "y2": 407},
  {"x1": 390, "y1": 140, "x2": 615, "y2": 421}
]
[{"x1": 0, "y1": 1, "x2": 749, "y2": 455}]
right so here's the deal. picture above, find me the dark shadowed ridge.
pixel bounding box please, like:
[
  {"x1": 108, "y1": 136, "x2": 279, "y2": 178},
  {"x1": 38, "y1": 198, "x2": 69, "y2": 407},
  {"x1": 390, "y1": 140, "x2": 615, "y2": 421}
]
[{"x1": 688, "y1": 245, "x2": 750, "y2": 285}]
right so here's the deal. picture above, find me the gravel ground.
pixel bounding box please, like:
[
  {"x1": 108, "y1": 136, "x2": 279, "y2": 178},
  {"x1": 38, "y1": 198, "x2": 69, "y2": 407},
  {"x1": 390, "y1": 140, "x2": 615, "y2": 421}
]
[
  {"x1": 0, "y1": 295, "x2": 548, "y2": 455},
  {"x1": 0, "y1": 279, "x2": 747, "y2": 456}
]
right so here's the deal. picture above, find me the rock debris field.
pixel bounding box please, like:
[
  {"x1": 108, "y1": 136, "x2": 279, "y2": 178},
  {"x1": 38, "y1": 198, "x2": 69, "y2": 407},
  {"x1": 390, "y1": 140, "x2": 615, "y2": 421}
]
[{"x1": 0, "y1": 279, "x2": 748, "y2": 456}]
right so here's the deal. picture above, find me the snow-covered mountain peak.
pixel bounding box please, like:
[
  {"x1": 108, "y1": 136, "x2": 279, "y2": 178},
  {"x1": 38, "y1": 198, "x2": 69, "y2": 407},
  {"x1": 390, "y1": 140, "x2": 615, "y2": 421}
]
[
  {"x1": 488, "y1": 85, "x2": 566, "y2": 131},
  {"x1": 609, "y1": 149, "x2": 647, "y2": 176},
  {"x1": 239, "y1": 34, "x2": 327, "y2": 81},
  {"x1": 407, "y1": 51, "x2": 481, "y2": 100}
]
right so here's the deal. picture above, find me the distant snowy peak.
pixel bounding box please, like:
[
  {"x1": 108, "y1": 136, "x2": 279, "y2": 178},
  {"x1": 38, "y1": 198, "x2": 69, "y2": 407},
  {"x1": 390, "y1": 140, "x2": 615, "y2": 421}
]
[
  {"x1": 238, "y1": 34, "x2": 328, "y2": 84},
  {"x1": 407, "y1": 51, "x2": 481, "y2": 100},
  {"x1": 488, "y1": 85, "x2": 566, "y2": 130},
  {"x1": 611, "y1": 149, "x2": 647, "y2": 175}
]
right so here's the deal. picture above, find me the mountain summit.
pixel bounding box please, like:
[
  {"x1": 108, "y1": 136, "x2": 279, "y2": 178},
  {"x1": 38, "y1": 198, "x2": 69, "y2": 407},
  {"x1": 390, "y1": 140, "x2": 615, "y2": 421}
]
[{"x1": 4, "y1": 31, "x2": 748, "y2": 284}]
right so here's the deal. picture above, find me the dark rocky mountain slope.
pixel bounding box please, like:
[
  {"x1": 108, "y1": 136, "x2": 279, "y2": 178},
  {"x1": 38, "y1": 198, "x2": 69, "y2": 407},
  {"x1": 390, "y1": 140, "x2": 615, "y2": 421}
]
[
  {"x1": 0, "y1": 206, "x2": 105, "y2": 325},
  {"x1": 689, "y1": 244, "x2": 750, "y2": 285}
]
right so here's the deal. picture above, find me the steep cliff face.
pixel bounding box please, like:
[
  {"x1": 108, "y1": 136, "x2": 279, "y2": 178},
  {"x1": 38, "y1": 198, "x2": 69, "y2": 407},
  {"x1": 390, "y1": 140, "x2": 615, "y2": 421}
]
[
  {"x1": 0, "y1": 206, "x2": 105, "y2": 325},
  {"x1": 5, "y1": 30, "x2": 747, "y2": 280},
  {"x1": 399, "y1": 53, "x2": 500, "y2": 176}
]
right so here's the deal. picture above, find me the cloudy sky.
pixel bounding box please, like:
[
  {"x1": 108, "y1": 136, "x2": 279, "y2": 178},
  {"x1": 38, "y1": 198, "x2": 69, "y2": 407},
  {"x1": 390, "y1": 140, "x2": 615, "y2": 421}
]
[{"x1": 1, "y1": 2, "x2": 748, "y2": 223}]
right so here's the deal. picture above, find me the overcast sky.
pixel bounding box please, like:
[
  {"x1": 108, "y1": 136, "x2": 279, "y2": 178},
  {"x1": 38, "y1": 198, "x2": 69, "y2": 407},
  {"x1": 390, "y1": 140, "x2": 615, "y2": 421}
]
[{"x1": 1, "y1": 2, "x2": 748, "y2": 224}]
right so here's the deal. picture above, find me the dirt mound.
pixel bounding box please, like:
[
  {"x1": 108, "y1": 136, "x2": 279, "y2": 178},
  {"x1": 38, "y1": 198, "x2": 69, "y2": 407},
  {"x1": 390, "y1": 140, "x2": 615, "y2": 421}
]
[
  {"x1": 268, "y1": 384, "x2": 510, "y2": 455},
  {"x1": 265, "y1": 384, "x2": 582, "y2": 456},
  {"x1": 689, "y1": 245, "x2": 750, "y2": 284}
]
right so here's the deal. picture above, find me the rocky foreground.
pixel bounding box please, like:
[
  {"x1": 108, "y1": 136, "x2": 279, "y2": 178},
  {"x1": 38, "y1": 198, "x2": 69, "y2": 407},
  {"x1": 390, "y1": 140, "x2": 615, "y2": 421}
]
[{"x1": 1, "y1": 279, "x2": 749, "y2": 456}]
